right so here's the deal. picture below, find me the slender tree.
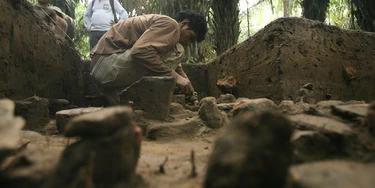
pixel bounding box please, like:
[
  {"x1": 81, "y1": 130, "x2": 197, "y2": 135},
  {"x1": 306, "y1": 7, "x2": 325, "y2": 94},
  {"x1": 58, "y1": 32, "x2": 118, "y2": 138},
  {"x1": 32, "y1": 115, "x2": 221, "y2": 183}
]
[
  {"x1": 301, "y1": 0, "x2": 330, "y2": 22},
  {"x1": 350, "y1": 0, "x2": 375, "y2": 31},
  {"x1": 283, "y1": 0, "x2": 290, "y2": 17},
  {"x1": 211, "y1": 0, "x2": 240, "y2": 55}
]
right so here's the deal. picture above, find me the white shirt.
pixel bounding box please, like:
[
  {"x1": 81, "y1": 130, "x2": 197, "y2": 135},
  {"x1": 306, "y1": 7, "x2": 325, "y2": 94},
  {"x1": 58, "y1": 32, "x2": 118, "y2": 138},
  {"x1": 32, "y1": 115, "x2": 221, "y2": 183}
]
[{"x1": 83, "y1": 0, "x2": 128, "y2": 31}]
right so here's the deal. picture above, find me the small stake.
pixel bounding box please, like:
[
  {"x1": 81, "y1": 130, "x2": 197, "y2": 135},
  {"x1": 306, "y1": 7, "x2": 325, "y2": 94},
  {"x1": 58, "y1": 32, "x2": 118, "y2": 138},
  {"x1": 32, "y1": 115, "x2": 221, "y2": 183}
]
[
  {"x1": 190, "y1": 149, "x2": 197, "y2": 178},
  {"x1": 158, "y1": 156, "x2": 168, "y2": 174}
]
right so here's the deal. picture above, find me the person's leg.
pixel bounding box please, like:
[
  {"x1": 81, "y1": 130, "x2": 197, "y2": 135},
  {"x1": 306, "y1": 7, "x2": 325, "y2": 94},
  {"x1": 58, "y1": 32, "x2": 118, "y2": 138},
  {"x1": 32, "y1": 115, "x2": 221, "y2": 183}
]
[
  {"x1": 90, "y1": 51, "x2": 147, "y2": 106},
  {"x1": 89, "y1": 31, "x2": 107, "y2": 50}
]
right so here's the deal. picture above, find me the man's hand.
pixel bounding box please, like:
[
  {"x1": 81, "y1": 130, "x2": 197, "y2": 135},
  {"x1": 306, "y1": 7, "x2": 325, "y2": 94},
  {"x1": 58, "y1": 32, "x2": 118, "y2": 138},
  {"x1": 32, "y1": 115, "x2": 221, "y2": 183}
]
[
  {"x1": 171, "y1": 70, "x2": 194, "y2": 96},
  {"x1": 110, "y1": 20, "x2": 115, "y2": 26}
]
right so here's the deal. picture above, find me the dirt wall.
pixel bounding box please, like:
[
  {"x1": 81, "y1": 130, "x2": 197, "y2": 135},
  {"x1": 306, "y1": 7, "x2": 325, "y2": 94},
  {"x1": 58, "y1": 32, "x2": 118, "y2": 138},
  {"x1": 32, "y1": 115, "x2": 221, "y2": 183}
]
[
  {"x1": 206, "y1": 17, "x2": 375, "y2": 103},
  {"x1": 0, "y1": 0, "x2": 84, "y2": 105}
]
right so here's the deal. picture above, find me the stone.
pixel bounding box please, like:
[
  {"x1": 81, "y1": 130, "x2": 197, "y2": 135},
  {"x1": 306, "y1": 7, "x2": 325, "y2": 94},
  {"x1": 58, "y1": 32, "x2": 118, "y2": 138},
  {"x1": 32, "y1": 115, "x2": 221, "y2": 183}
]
[
  {"x1": 170, "y1": 102, "x2": 187, "y2": 115},
  {"x1": 0, "y1": 99, "x2": 25, "y2": 162},
  {"x1": 315, "y1": 100, "x2": 345, "y2": 112},
  {"x1": 0, "y1": 145, "x2": 59, "y2": 188},
  {"x1": 232, "y1": 98, "x2": 278, "y2": 117},
  {"x1": 146, "y1": 117, "x2": 202, "y2": 140},
  {"x1": 43, "y1": 109, "x2": 141, "y2": 188},
  {"x1": 64, "y1": 106, "x2": 133, "y2": 138},
  {"x1": 288, "y1": 114, "x2": 354, "y2": 135},
  {"x1": 132, "y1": 110, "x2": 149, "y2": 136},
  {"x1": 290, "y1": 160, "x2": 375, "y2": 188},
  {"x1": 14, "y1": 96, "x2": 49, "y2": 131},
  {"x1": 55, "y1": 107, "x2": 103, "y2": 133},
  {"x1": 120, "y1": 76, "x2": 175, "y2": 120},
  {"x1": 216, "y1": 94, "x2": 236, "y2": 104},
  {"x1": 19, "y1": 130, "x2": 47, "y2": 147},
  {"x1": 198, "y1": 97, "x2": 229, "y2": 129},
  {"x1": 278, "y1": 100, "x2": 303, "y2": 115},
  {"x1": 169, "y1": 102, "x2": 194, "y2": 119},
  {"x1": 47, "y1": 98, "x2": 71, "y2": 115},
  {"x1": 288, "y1": 114, "x2": 355, "y2": 155},
  {"x1": 216, "y1": 76, "x2": 237, "y2": 96},
  {"x1": 292, "y1": 130, "x2": 338, "y2": 163},
  {"x1": 331, "y1": 103, "x2": 368, "y2": 119},
  {"x1": 205, "y1": 112, "x2": 293, "y2": 188},
  {"x1": 296, "y1": 83, "x2": 315, "y2": 104}
]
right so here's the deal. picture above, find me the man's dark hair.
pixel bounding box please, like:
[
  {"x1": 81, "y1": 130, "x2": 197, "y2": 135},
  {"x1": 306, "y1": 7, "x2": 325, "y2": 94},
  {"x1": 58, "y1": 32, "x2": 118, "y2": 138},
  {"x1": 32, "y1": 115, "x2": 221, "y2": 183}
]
[{"x1": 174, "y1": 10, "x2": 207, "y2": 42}]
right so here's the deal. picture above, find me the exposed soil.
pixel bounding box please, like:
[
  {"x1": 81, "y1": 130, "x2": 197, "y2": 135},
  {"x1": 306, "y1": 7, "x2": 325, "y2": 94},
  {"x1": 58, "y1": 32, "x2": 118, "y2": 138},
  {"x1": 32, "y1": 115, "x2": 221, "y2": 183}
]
[
  {"x1": 205, "y1": 18, "x2": 375, "y2": 103},
  {"x1": 17, "y1": 122, "x2": 217, "y2": 188},
  {"x1": 2, "y1": 0, "x2": 375, "y2": 187},
  {"x1": 0, "y1": 0, "x2": 84, "y2": 105}
]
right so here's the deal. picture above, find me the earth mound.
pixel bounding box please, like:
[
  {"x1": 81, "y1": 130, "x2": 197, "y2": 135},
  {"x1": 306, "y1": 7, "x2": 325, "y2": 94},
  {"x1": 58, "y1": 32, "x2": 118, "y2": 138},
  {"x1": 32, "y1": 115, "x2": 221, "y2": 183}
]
[{"x1": 206, "y1": 17, "x2": 375, "y2": 103}]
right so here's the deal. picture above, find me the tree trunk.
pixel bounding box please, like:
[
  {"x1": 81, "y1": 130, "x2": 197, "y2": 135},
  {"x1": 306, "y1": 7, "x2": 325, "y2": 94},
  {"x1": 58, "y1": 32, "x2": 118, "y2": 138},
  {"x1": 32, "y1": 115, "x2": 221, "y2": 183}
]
[
  {"x1": 211, "y1": 0, "x2": 240, "y2": 55},
  {"x1": 301, "y1": 0, "x2": 330, "y2": 22},
  {"x1": 350, "y1": 0, "x2": 375, "y2": 31},
  {"x1": 283, "y1": 0, "x2": 290, "y2": 17}
]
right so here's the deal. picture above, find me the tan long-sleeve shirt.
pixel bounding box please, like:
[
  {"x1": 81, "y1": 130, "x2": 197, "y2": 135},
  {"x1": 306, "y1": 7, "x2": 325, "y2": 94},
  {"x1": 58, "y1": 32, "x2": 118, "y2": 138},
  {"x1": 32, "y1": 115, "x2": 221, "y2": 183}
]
[{"x1": 91, "y1": 14, "x2": 180, "y2": 76}]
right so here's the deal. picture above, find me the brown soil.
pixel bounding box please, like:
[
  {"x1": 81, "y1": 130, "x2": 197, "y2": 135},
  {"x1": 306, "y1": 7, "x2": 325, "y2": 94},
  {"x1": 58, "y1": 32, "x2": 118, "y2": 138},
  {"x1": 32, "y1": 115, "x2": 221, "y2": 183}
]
[
  {"x1": 21, "y1": 126, "x2": 217, "y2": 188},
  {"x1": 205, "y1": 18, "x2": 375, "y2": 103},
  {"x1": 2, "y1": 0, "x2": 375, "y2": 187},
  {"x1": 0, "y1": 0, "x2": 84, "y2": 105}
]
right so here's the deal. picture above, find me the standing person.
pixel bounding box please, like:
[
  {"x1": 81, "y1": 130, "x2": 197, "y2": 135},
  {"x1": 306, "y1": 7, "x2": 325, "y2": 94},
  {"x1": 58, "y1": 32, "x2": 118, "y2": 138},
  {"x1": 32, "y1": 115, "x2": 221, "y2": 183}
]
[
  {"x1": 90, "y1": 10, "x2": 207, "y2": 106},
  {"x1": 84, "y1": 0, "x2": 129, "y2": 50}
]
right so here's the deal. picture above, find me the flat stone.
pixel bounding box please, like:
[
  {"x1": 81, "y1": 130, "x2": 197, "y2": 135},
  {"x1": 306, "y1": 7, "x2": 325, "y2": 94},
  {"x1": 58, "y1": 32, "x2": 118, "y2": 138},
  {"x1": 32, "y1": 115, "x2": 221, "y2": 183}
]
[
  {"x1": 64, "y1": 106, "x2": 133, "y2": 138},
  {"x1": 331, "y1": 104, "x2": 368, "y2": 119},
  {"x1": 55, "y1": 107, "x2": 104, "y2": 133},
  {"x1": 146, "y1": 117, "x2": 202, "y2": 140},
  {"x1": 290, "y1": 160, "x2": 375, "y2": 188},
  {"x1": 288, "y1": 114, "x2": 353, "y2": 135},
  {"x1": 316, "y1": 100, "x2": 345, "y2": 109},
  {"x1": 232, "y1": 98, "x2": 278, "y2": 117}
]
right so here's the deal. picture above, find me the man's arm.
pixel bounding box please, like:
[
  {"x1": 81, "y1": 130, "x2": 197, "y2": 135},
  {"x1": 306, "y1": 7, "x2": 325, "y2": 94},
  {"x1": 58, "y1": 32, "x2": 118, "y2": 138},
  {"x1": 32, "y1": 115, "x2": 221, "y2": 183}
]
[
  {"x1": 114, "y1": 0, "x2": 128, "y2": 21},
  {"x1": 175, "y1": 63, "x2": 189, "y2": 79},
  {"x1": 175, "y1": 63, "x2": 195, "y2": 96},
  {"x1": 83, "y1": 0, "x2": 94, "y2": 30}
]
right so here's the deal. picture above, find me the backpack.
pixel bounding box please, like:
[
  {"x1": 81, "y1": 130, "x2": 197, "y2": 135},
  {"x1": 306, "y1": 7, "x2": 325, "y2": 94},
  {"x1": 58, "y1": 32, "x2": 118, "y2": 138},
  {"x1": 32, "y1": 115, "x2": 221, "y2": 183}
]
[{"x1": 91, "y1": 0, "x2": 118, "y2": 23}]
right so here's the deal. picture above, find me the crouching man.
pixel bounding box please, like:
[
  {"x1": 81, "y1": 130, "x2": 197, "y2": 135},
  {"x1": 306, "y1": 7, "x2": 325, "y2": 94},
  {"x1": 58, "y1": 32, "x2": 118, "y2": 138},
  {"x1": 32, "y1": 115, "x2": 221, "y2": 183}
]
[{"x1": 90, "y1": 10, "x2": 207, "y2": 106}]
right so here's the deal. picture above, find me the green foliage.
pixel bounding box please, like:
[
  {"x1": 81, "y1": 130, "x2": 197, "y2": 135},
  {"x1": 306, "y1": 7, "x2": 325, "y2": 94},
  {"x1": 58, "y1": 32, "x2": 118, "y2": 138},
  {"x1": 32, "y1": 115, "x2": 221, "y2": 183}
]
[
  {"x1": 73, "y1": 2, "x2": 90, "y2": 60},
  {"x1": 327, "y1": 0, "x2": 351, "y2": 29}
]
